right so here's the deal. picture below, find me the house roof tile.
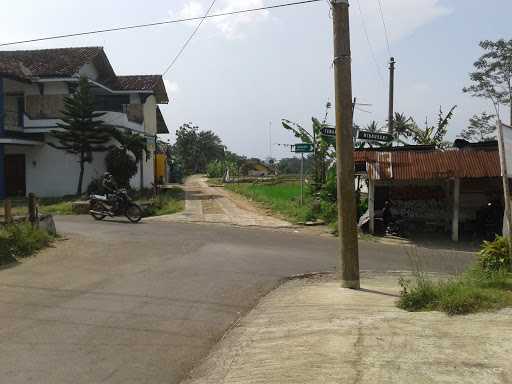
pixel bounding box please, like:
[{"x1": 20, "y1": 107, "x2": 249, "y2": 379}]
[
  {"x1": 117, "y1": 75, "x2": 168, "y2": 103},
  {"x1": 0, "y1": 47, "x2": 103, "y2": 79},
  {"x1": 0, "y1": 47, "x2": 169, "y2": 103}
]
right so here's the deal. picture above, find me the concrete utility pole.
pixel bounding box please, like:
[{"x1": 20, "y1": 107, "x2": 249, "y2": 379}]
[
  {"x1": 332, "y1": 0, "x2": 360, "y2": 289},
  {"x1": 388, "y1": 57, "x2": 396, "y2": 135}
]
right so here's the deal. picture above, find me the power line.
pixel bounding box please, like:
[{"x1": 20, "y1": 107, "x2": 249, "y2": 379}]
[
  {"x1": 163, "y1": 0, "x2": 217, "y2": 75},
  {"x1": 0, "y1": 0, "x2": 323, "y2": 48},
  {"x1": 355, "y1": 106, "x2": 372, "y2": 114},
  {"x1": 376, "y1": 0, "x2": 392, "y2": 57},
  {"x1": 354, "y1": 0, "x2": 385, "y2": 88}
]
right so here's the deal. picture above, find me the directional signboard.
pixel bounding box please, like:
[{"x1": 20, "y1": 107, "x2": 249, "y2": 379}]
[
  {"x1": 293, "y1": 143, "x2": 314, "y2": 153},
  {"x1": 320, "y1": 127, "x2": 336, "y2": 137},
  {"x1": 358, "y1": 130, "x2": 393, "y2": 142}
]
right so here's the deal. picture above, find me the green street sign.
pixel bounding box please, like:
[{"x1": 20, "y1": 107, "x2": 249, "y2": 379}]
[{"x1": 293, "y1": 143, "x2": 314, "y2": 153}]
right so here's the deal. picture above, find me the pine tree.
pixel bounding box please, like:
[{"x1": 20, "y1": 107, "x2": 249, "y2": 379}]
[{"x1": 49, "y1": 77, "x2": 112, "y2": 195}]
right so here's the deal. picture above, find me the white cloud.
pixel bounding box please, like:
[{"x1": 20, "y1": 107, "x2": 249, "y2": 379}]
[
  {"x1": 356, "y1": 0, "x2": 452, "y2": 47},
  {"x1": 412, "y1": 82, "x2": 431, "y2": 93},
  {"x1": 171, "y1": 0, "x2": 269, "y2": 40}
]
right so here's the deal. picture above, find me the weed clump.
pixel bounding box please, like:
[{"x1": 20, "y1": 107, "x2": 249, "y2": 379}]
[
  {"x1": 0, "y1": 223, "x2": 53, "y2": 264},
  {"x1": 398, "y1": 246, "x2": 512, "y2": 316}
]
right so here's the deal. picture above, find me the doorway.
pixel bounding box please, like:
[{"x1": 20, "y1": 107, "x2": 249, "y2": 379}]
[{"x1": 5, "y1": 154, "x2": 26, "y2": 196}]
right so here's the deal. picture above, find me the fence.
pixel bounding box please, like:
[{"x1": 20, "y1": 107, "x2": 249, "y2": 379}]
[{"x1": 1, "y1": 194, "x2": 39, "y2": 225}]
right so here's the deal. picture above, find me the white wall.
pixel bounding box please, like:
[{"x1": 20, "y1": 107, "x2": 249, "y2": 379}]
[
  {"x1": 5, "y1": 137, "x2": 156, "y2": 197},
  {"x1": 143, "y1": 95, "x2": 157, "y2": 136},
  {"x1": 5, "y1": 137, "x2": 108, "y2": 197},
  {"x1": 130, "y1": 143, "x2": 155, "y2": 190},
  {"x1": 3, "y1": 76, "x2": 158, "y2": 196}
]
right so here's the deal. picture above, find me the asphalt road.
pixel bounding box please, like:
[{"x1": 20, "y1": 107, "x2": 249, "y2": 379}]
[{"x1": 0, "y1": 216, "x2": 476, "y2": 384}]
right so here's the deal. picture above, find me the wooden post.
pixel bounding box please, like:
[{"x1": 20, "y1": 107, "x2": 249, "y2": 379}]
[
  {"x1": 4, "y1": 198, "x2": 12, "y2": 224},
  {"x1": 28, "y1": 193, "x2": 38, "y2": 226},
  {"x1": 451, "y1": 178, "x2": 460, "y2": 242},
  {"x1": 368, "y1": 178, "x2": 375, "y2": 234},
  {"x1": 332, "y1": 0, "x2": 360, "y2": 289}
]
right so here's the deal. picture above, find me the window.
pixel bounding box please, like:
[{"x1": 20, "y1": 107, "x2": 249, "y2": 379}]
[
  {"x1": 17, "y1": 96, "x2": 25, "y2": 127},
  {"x1": 5, "y1": 94, "x2": 25, "y2": 128},
  {"x1": 94, "y1": 95, "x2": 130, "y2": 113}
]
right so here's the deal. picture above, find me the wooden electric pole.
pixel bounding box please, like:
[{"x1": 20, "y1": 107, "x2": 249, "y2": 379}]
[
  {"x1": 332, "y1": 0, "x2": 360, "y2": 289},
  {"x1": 388, "y1": 57, "x2": 396, "y2": 135}
]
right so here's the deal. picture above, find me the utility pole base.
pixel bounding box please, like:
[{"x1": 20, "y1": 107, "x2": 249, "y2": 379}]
[{"x1": 341, "y1": 279, "x2": 361, "y2": 289}]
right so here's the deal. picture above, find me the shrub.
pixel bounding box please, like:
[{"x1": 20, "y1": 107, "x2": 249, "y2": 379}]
[
  {"x1": 143, "y1": 188, "x2": 185, "y2": 217},
  {"x1": 207, "y1": 160, "x2": 225, "y2": 178},
  {"x1": 105, "y1": 148, "x2": 138, "y2": 187},
  {"x1": 358, "y1": 198, "x2": 368, "y2": 219},
  {"x1": 436, "y1": 281, "x2": 486, "y2": 315},
  {"x1": 479, "y1": 236, "x2": 511, "y2": 272},
  {"x1": 398, "y1": 265, "x2": 512, "y2": 316},
  {"x1": 397, "y1": 277, "x2": 438, "y2": 312},
  {"x1": 319, "y1": 200, "x2": 337, "y2": 224},
  {"x1": 0, "y1": 223, "x2": 53, "y2": 263}
]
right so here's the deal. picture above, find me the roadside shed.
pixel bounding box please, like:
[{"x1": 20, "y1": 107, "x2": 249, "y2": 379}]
[{"x1": 354, "y1": 141, "x2": 504, "y2": 241}]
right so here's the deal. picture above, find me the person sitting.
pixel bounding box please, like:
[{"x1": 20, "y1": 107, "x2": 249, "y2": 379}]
[{"x1": 382, "y1": 201, "x2": 393, "y2": 234}]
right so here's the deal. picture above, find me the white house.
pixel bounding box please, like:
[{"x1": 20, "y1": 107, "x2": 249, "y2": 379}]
[{"x1": 0, "y1": 46, "x2": 169, "y2": 198}]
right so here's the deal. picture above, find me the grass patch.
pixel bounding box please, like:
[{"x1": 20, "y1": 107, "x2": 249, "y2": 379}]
[
  {"x1": 0, "y1": 223, "x2": 54, "y2": 264},
  {"x1": 207, "y1": 178, "x2": 223, "y2": 186},
  {"x1": 143, "y1": 187, "x2": 185, "y2": 217},
  {"x1": 1, "y1": 197, "x2": 75, "y2": 217},
  {"x1": 225, "y1": 182, "x2": 314, "y2": 224},
  {"x1": 398, "y1": 271, "x2": 512, "y2": 316},
  {"x1": 398, "y1": 247, "x2": 512, "y2": 316},
  {"x1": 39, "y1": 198, "x2": 75, "y2": 215}
]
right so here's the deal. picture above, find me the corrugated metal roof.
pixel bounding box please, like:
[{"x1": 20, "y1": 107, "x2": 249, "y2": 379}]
[{"x1": 354, "y1": 148, "x2": 500, "y2": 181}]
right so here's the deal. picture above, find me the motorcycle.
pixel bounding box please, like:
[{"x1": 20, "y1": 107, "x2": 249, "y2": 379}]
[{"x1": 89, "y1": 188, "x2": 143, "y2": 223}]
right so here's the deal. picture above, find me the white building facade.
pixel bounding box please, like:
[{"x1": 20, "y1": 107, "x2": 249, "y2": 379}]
[{"x1": 0, "y1": 47, "x2": 169, "y2": 197}]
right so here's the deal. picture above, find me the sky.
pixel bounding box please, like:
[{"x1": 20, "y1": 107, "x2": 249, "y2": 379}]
[{"x1": 0, "y1": 0, "x2": 511, "y2": 159}]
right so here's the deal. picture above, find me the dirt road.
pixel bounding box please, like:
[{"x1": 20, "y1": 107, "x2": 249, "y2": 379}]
[{"x1": 147, "y1": 175, "x2": 291, "y2": 228}]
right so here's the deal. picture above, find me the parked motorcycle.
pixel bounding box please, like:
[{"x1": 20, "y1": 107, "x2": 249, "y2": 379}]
[{"x1": 89, "y1": 189, "x2": 143, "y2": 223}]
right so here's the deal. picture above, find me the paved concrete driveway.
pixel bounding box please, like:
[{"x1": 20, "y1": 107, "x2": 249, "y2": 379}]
[
  {"x1": 147, "y1": 175, "x2": 291, "y2": 228},
  {"x1": 0, "y1": 216, "x2": 475, "y2": 384}
]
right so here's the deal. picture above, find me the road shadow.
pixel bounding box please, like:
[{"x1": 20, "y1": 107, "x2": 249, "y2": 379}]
[
  {"x1": 359, "y1": 288, "x2": 400, "y2": 298},
  {"x1": 99, "y1": 218, "x2": 146, "y2": 225},
  {"x1": 0, "y1": 259, "x2": 20, "y2": 271},
  {"x1": 185, "y1": 190, "x2": 224, "y2": 201}
]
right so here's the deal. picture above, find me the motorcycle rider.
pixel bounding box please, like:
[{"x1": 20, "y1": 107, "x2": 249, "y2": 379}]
[{"x1": 102, "y1": 172, "x2": 120, "y2": 210}]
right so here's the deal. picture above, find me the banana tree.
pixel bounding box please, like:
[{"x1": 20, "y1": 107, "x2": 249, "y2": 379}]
[
  {"x1": 110, "y1": 128, "x2": 151, "y2": 190},
  {"x1": 406, "y1": 106, "x2": 457, "y2": 148},
  {"x1": 282, "y1": 104, "x2": 335, "y2": 188}
]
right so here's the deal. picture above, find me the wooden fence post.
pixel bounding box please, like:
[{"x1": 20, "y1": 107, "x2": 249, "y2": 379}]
[
  {"x1": 4, "y1": 199, "x2": 12, "y2": 224},
  {"x1": 28, "y1": 193, "x2": 38, "y2": 226}
]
